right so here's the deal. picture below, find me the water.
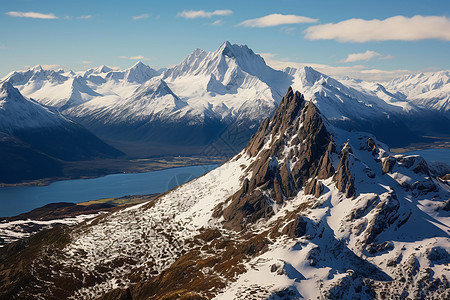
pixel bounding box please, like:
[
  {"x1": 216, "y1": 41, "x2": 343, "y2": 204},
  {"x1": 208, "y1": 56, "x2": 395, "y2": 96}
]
[
  {"x1": 401, "y1": 149, "x2": 450, "y2": 165},
  {"x1": 0, "y1": 164, "x2": 218, "y2": 217}
]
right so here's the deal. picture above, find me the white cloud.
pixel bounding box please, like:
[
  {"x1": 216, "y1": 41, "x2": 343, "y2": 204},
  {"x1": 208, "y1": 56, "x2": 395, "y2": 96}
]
[
  {"x1": 81, "y1": 61, "x2": 92, "y2": 64},
  {"x1": 305, "y1": 15, "x2": 450, "y2": 42},
  {"x1": 239, "y1": 14, "x2": 318, "y2": 28},
  {"x1": 6, "y1": 11, "x2": 58, "y2": 19},
  {"x1": 259, "y1": 53, "x2": 413, "y2": 81},
  {"x1": 177, "y1": 9, "x2": 233, "y2": 19},
  {"x1": 339, "y1": 50, "x2": 393, "y2": 63},
  {"x1": 79, "y1": 15, "x2": 92, "y2": 19},
  {"x1": 212, "y1": 19, "x2": 223, "y2": 26},
  {"x1": 132, "y1": 14, "x2": 149, "y2": 20},
  {"x1": 119, "y1": 55, "x2": 150, "y2": 61}
]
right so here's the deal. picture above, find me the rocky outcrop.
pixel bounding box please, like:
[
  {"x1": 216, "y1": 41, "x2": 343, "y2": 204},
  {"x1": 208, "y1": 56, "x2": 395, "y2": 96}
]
[
  {"x1": 305, "y1": 178, "x2": 323, "y2": 198},
  {"x1": 382, "y1": 156, "x2": 396, "y2": 173},
  {"x1": 333, "y1": 142, "x2": 356, "y2": 198},
  {"x1": 281, "y1": 216, "x2": 308, "y2": 238},
  {"x1": 222, "y1": 88, "x2": 335, "y2": 230},
  {"x1": 364, "y1": 190, "x2": 400, "y2": 245}
]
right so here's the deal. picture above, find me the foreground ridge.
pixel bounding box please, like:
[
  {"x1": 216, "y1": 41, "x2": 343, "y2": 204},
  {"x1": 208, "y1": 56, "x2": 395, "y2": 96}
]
[{"x1": 0, "y1": 88, "x2": 449, "y2": 299}]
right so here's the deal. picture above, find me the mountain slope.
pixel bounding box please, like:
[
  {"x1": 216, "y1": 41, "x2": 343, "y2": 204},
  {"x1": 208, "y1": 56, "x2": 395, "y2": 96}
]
[
  {"x1": 0, "y1": 82, "x2": 123, "y2": 167},
  {"x1": 0, "y1": 133, "x2": 63, "y2": 183},
  {"x1": 1, "y1": 88, "x2": 448, "y2": 299}
]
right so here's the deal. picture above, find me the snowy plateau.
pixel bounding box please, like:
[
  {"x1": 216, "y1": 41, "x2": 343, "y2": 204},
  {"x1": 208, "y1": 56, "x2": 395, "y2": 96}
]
[{"x1": 0, "y1": 87, "x2": 449, "y2": 299}]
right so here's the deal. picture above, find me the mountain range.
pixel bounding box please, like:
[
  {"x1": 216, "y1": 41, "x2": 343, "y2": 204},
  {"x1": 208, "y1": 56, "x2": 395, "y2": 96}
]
[
  {"x1": 1, "y1": 88, "x2": 448, "y2": 299},
  {"x1": 0, "y1": 82, "x2": 123, "y2": 183},
  {"x1": 3, "y1": 42, "x2": 450, "y2": 157},
  {"x1": 0, "y1": 41, "x2": 449, "y2": 185}
]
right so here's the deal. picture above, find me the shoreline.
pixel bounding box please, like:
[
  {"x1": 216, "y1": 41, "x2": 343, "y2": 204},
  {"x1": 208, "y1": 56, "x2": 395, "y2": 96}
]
[{"x1": 0, "y1": 156, "x2": 226, "y2": 188}]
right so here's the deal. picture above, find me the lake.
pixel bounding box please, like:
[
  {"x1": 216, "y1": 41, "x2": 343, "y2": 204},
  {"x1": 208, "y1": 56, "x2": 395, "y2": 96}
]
[
  {"x1": 0, "y1": 164, "x2": 218, "y2": 217},
  {"x1": 401, "y1": 148, "x2": 450, "y2": 165}
]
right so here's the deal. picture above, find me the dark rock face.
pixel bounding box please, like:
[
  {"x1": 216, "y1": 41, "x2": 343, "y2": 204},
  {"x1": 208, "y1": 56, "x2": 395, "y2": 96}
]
[
  {"x1": 96, "y1": 288, "x2": 133, "y2": 300},
  {"x1": 317, "y1": 139, "x2": 336, "y2": 179},
  {"x1": 289, "y1": 101, "x2": 333, "y2": 188},
  {"x1": 333, "y1": 143, "x2": 356, "y2": 198},
  {"x1": 222, "y1": 88, "x2": 336, "y2": 230},
  {"x1": 364, "y1": 191, "x2": 400, "y2": 245},
  {"x1": 282, "y1": 216, "x2": 308, "y2": 238},
  {"x1": 305, "y1": 178, "x2": 323, "y2": 198}
]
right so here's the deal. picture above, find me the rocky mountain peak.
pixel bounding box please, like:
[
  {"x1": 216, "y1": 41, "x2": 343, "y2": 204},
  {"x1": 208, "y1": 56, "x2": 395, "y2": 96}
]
[{"x1": 221, "y1": 88, "x2": 336, "y2": 230}]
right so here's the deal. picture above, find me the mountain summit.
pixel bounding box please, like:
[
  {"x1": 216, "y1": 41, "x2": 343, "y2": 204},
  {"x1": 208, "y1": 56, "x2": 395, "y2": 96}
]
[{"x1": 1, "y1": 88, "x2": 448, "y2": 299}]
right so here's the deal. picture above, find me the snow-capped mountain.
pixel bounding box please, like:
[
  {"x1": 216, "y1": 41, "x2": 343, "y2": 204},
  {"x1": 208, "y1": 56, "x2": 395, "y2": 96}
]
[
  {"x1": 164, "y1": 41, "x2": 290, "y2": 122},
  {"x1": 0, "y1": 81, "x2": 122, "y2": 165},
  {"x1": 1, "y1": 88, "x2": 448, "y2": 299},
  {"x1": 383, "y1": 71, "x2": 450, "y2": 117},
  {"x1": 0, "y1": 81, "x2": 73, "y2": 132},
  {"x1": 3, "y1": 42, "x2": 450, "y2": 155}
]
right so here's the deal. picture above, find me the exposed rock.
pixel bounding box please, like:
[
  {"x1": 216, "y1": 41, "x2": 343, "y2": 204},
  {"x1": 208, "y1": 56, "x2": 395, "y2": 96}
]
[
  {"x1": 365, "y1": 241, "x2": 394, "y2": 255},
  {"x1": 364, "y1": 191, "x2": 400, "y2": 245},
  {"x1": 426, "y1": 246, "x2": 450, "y2": 265},
  {"x1": 347, "y1": 195, "x2": 379, "y2": 221},
  {"x1": 290, "y1": 101, "x2": 331, "y2": 188},
  {"x1": 96, "y1": 288, "x2": 133, "y2": 300},
  {"x1": 382, "y1": 156, "x2": 396, "y2": 173},
  {"x1": 282, "y1": 216, "x2": 308, "y2": 238},
  {"x1": 223, "y1": 88, "x2": 334, "y2": 230},
  {"x1": 317, "y1": 138, "x2": 336, "y2": 179},
  {"x1": 307, "y1": 247, "x2": 321, "y2": 266},
  {"x1": 333, "y1": 143, "x2": 356, "y2": 198},
  {"x1": 222, "y1": 189, "x2": 273, "y2": 231},
  {"x1": 396, "y1": 155, "x2": 430, "y2": 175},
  {"x1": 268, "y1": 87, "x2": 304, "y2": 141},
  {"x1": 411, "y1": 180, "x2": 438, "y2": 196},
  {"x1": 305, "y1": 178, "x2": 323, "y2": 198}
]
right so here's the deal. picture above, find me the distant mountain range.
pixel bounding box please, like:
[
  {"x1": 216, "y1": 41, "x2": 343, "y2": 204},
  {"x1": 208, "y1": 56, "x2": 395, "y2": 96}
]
[
  {"x1": 0, "y1": 82, "x2": 123, "y2": 183},
  {"x1": 1, "y1": 42, "x2": 449, "y2": 180}
]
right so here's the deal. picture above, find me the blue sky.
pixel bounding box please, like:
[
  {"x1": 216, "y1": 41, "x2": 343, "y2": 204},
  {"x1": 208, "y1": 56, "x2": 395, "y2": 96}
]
[{"x1": 1, "y1": 0, "x2": 449, "y2": 80}]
